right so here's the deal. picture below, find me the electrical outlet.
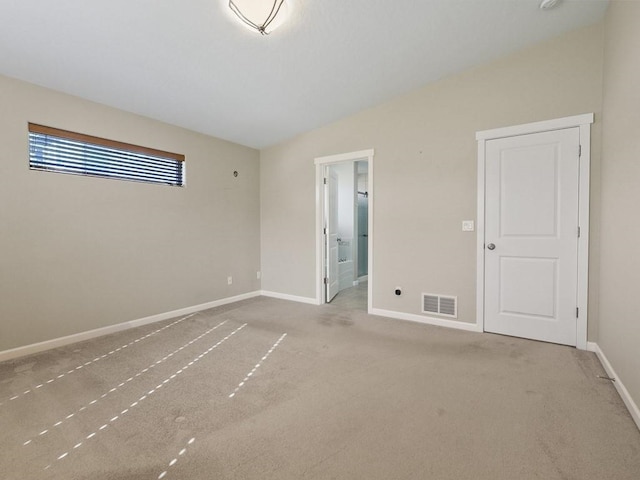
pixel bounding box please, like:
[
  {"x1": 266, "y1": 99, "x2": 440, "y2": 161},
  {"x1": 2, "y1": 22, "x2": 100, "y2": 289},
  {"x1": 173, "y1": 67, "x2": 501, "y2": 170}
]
[
  {"x1": 462, "y1": 220, "x2": 475, "y2": 232},
  {"x1": 227, "y1": 276, "x2": 233, "y2": 285},
  {"x1": 257, "y1": 271, "x2": 261, "y2": 279}
]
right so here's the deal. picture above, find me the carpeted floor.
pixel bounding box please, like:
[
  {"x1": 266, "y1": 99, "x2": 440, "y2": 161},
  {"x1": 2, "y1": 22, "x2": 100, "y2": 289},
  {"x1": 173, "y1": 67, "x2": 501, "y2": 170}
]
[{"x1": 1, "y1": 295, "x2": 639, "y2": 479}]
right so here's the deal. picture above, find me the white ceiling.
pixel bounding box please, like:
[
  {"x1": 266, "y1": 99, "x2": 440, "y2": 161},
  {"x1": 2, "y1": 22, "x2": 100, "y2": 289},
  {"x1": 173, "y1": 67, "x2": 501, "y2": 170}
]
[{"x1": 0, "y1": 0, "x2": 608, "y2": 149}]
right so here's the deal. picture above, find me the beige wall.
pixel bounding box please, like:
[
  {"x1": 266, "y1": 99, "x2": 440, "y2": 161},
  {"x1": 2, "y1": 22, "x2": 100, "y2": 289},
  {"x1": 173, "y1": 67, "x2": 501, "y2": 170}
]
[
  {"x1": 0, "y1": 75, "x2": 261, "y2": 351},
  {"x1": 261, "y1": 23, "x2": 604, "y2": 332},
  {"x1": 599, "y1": 1, "x2": 640, "y2": 411}
]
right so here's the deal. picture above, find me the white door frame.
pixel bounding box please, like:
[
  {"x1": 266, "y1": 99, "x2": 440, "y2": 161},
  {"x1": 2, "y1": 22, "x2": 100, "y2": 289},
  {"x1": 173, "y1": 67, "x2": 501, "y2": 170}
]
[
  {"x1": 476, "y1": 114, "x2": 593, "y2": 350},
  {"x1": 315, "y1": 149, "x2": 374, "y2": 311}
]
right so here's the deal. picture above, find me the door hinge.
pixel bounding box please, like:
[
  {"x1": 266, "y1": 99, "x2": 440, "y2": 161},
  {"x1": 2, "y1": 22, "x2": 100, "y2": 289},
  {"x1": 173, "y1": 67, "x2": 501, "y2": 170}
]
[
  {"x1": 576, "y1": 307, "x2": 579, "y2": 318},
  {"x1": 323, "y1": 177, "x2": 327, "y2": 185},
  {"x1": 578, "y1": 226, "x2": 581, "y2": 238},
  {"x1": 324, "y1": 227, "x2": 327, "y2": 235},
  {"x1": 324, "y1": 277, "x2": 328, "y2": 285},
  {"x1": 578, "y1": 144, "x2": 582, "y2": 158}
]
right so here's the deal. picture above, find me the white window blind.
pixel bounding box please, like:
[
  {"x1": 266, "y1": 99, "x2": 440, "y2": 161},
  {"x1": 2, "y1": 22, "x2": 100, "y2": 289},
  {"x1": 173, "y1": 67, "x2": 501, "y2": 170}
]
[{"x1": 28, "y1": 123, "x2": 185, "y2": 187}]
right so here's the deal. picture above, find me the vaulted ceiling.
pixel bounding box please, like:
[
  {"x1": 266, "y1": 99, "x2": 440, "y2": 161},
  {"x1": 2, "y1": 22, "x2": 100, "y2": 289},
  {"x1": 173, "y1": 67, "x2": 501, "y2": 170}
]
[{"x1": 0, "y1": 0, "x2": 608, "y2": 148}]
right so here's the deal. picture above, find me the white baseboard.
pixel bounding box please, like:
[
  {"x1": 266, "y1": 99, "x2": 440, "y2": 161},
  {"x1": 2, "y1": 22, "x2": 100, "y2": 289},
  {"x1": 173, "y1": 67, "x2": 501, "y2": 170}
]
[
  {"x1": 370, "y1": 308, "x2": 483, "y2": 333},
  {"x1": 587, "y1": 341, "x2": 640, "y2": 431},
  {"x1": 0, "y1": 291, "x2": 261, "y2": 363},
  {"x1": 358, "y1": 275, "x2": 368, "y2": 282},
  {"x1": 260, "y1": 290, "x2": 319, "y2": 305}
]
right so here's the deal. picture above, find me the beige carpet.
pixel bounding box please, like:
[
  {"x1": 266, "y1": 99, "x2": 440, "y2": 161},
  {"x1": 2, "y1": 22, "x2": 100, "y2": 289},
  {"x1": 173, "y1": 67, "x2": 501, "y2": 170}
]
[{"x1": 1, "y1": 296, "x2": 639, "y2": 479}]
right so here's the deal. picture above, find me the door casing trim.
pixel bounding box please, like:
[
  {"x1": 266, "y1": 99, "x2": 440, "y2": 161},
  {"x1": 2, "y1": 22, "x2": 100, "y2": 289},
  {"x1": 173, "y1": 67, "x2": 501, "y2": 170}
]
[
  {"x1": 314, "y1": 149, "x2": 374, "y2": 311},
  {"x1": 475, "y1": 113, "x2": 593, "y2": 349}
]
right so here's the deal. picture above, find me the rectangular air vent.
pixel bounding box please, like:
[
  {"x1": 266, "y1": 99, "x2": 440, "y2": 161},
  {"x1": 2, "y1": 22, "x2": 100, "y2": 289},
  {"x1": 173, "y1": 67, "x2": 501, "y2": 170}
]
[{"x1": 422, "y1": 293, "x2": 457, "y2": 318}]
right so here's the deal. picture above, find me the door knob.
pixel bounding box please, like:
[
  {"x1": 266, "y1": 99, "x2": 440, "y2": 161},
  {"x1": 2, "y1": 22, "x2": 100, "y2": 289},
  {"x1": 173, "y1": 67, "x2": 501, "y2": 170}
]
[{"x1": 487, "y1": 243, "x2": 496, "y2": 250}]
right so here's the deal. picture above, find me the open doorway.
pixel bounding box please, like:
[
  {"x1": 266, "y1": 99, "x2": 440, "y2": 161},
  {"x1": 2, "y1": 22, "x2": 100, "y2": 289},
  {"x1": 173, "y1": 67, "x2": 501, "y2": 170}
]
[{"x1": 314, "y1": 149, "x2": 374, "y2": 312}]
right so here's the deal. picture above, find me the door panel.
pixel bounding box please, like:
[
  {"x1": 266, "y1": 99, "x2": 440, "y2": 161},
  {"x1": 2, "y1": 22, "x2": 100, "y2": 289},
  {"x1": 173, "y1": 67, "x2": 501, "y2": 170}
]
[
  {"x1": 500, "y1": 257, "x2": 557, "y2": 318},
  {"x1": 485, "y1": 128, "x2": 579, "y2": 346},
  {"x1": 326, "y1": 169, "x2": 340, "y2": 302},
  {"x1": 500, "y1": 145, "x2": 558, "y2": 237}
]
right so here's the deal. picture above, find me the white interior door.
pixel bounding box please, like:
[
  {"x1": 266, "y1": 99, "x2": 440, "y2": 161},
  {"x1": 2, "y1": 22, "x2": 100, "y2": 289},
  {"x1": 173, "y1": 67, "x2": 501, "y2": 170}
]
[
  {"x1": 326, "y1": 169, "x2": 340, "y2": 302},
  {"x1": 484, "y1": 127, "x2": 580, "y2": 346}
]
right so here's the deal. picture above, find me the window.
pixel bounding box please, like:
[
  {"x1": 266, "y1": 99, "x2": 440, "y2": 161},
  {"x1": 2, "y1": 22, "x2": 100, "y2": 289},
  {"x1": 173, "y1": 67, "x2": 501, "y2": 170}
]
[{"x1": 28, "y1": 123, "x2": 185, "y2": 186}]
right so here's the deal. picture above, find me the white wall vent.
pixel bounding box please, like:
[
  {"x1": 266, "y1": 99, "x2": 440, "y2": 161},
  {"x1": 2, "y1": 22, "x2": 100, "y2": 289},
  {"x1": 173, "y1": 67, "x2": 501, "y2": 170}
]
[{"x1": 421, "y1": 293, "x2": 457, "y2": 318}]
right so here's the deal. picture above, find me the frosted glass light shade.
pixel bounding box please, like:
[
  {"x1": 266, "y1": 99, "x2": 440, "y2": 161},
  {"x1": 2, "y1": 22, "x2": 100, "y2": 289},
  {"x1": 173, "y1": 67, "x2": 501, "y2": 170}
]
[{"x1": 229, "y1": 0, "x2": 289, "y2": 35}]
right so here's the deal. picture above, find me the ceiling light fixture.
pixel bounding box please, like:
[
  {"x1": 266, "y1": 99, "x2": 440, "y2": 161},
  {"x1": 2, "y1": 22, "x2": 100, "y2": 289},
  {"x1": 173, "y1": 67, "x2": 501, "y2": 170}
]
[
  {"x1": 228, "y1": 0, "x2": 289, "y2": 35},
  {"x1": 539, "y1": 0, "x2": 561, "y2": 10}
]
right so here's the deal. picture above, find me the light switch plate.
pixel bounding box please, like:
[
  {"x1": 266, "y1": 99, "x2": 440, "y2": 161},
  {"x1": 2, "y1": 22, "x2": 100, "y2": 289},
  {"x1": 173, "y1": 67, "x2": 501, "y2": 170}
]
[{"x1": 462, "y1": 220, "x2": 475, "y2": 232}]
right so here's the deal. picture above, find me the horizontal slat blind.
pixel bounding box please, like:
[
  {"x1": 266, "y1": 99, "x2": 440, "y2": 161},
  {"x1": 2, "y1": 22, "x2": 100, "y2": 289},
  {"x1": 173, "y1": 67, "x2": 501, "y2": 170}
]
[{"x1": 28, "y1": 123, "x2": 185, "y2": 187}]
